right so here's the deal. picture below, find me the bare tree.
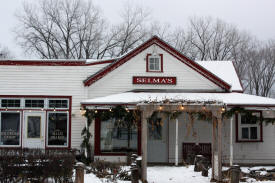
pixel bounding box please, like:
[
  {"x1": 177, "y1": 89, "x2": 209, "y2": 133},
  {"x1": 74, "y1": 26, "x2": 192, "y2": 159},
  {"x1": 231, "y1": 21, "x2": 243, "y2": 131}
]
[
  {"x1": 15, "y1": 0, "x2": 106, "y2": 59},
  {"x1": 108, "y1": 3, "x2": 151, "y2": 57},
  {"x1": 244, "y1": 40, "x2": 275, "y2": 97},
  {"x1": 0, "y1": 44, "x2": 13, "y2": 59}
]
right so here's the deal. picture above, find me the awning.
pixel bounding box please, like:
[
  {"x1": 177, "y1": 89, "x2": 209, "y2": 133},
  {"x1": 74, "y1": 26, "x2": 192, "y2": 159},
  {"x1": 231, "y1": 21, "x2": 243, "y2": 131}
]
[{"x1": 81, "y1": 92, "x2": 275, "y2": 108}]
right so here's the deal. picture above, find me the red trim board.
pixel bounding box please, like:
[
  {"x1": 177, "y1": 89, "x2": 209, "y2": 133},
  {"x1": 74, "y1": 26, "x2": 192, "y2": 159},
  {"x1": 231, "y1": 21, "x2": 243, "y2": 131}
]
[
  {"x1": 83, "y1": 36, "x2": 231, "y2": 91},
  {"x1": 0, "y1": 60, "x2": 114, "y2": 66}
]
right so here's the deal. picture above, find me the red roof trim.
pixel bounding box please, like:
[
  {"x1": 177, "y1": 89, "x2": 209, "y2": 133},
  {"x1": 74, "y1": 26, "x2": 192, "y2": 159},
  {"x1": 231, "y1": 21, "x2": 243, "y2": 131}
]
[
  {"x1": 0, "y1": 60, "x2": 114, "y2": 66},
  {"x1": 83, "y1": 36, "x2": 231, "y2": 91}
]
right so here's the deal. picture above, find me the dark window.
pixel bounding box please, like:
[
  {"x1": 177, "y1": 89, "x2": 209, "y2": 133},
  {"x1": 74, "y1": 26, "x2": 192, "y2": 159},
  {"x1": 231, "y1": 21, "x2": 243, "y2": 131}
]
[
  {"x1": 25, "y1": 99, "x2": 44, "y2": 108},
  {"x1": 241, "y1": 128, "x2": 249, "y2": 139},
  {"x1": 49, "y1": 100, "x2": 68, "y2": 108},
  {"x1": 1, "y1": 99, "x2": 21, "y2": 108},
  {"x1": 48, "y1": 113, "x2": 68, "y2": 146},
  {"x1": 27, "y1": 116, "x2": 41, "y2": 138},
  {"x1": 100, "y1": 118, "x2": 137, "y2": 153},
  {"x1": 250, "y1": 127, "x2": 258, "y2": 139},
  {"x1": 0, "y1": 112, "x2": 20, "y2": 146},
  {"x1": 241, "y1": 115, "x2": 257, "y2": 124}
]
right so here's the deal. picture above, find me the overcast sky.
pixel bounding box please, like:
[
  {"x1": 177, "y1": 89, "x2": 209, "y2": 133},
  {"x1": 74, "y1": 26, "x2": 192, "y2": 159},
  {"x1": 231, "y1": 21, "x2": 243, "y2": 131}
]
[{"x1": 1, "y1": 0, "x2": 275, "y2": 58}]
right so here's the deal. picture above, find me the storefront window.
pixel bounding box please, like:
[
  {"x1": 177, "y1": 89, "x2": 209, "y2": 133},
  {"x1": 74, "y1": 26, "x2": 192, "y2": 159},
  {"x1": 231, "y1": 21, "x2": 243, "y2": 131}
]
[
  {"x1": 0, "y1": 112, "x2": 21, "y2": 146},
  {"x1": 47, "y1": 112, "x2": 68, "y2": 146},
  {"x1": 100, "y1": 118, "x2": 137, "y2": 153}
]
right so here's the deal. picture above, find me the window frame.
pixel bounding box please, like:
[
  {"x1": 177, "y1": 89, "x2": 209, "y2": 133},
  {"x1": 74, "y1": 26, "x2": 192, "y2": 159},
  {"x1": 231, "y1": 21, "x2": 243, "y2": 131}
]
[
  {"x1": 235, "y1": 112, "x2": 263, "y2": 143},
  {"x1": 0, "y1": 111, "x2": 22, "y2": 147},
  {"x1": 24, "y1": 98, "x2": 46, "y2": 109},
  {"x1": 0, "y1": 98, "x2": 22, "y2": 109},
  {"x1": 146, "y1": 54, "x2": 163, "y2": 72},
  {"x1": 48, "y1": 98, "x2": 69, "y2": 110},
  {"x1": 46, "y1": 111, "x2": 69, "y2": 148},
  {"x1": 94, "y1": 110, "x2": 141, "y2": 156}
]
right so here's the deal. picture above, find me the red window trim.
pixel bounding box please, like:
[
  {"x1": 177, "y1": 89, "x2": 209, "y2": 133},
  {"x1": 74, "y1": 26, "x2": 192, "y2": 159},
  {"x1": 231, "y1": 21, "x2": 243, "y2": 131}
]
[
  {"x1": 0, "y1": 95, "x2": 72, "y2": 149},
  {"x1": 146, "y1": 54, "x2": 163, "y2": 72},
  {"x1": 235, "y1": 111, "x2": 263, "y2": 143},
  {"x1": 94, "y1": 110, "x2": 141, "y2": 156}
]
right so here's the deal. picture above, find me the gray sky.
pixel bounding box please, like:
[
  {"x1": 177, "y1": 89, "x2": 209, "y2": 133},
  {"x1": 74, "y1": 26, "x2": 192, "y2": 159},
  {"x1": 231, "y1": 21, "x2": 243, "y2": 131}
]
[{"x1": 1, "y1": 0, "x2": 275, "y2": 58}]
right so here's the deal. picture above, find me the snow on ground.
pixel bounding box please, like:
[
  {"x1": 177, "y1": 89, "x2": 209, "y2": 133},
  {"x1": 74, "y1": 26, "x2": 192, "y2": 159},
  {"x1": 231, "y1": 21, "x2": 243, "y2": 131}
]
[{"x1": 84, "y1": 165, "x2": 275, "y2": 183}]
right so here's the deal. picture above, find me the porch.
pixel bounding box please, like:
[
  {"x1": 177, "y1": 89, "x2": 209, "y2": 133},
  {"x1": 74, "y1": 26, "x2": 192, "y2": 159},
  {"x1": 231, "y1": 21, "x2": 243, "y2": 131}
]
[{"x1": 81, "y1": 91, "x2": 275, "y2": 182}]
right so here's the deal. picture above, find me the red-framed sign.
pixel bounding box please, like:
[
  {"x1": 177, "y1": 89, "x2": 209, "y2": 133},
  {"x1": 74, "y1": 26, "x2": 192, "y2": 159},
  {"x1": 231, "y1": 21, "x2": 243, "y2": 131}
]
[{"x1": 133, "y1": 76, "x2": 176, "y2": 85}]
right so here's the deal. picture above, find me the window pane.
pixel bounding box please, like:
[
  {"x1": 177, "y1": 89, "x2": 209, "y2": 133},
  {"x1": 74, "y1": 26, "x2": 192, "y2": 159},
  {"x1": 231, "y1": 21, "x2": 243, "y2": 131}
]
[
  {"x1": 148, "y1": 118, "x2": 162, "y2": 140},
  {"x1": 48, "y1": 113, "x2": 68, "y2": 146},
  {"x1": 25, "y1": 100, "x2": 44, "y2": 108},
  {"x1": 149, "y1": 63, "x2": 155, "y2": 70},
  {"x1": 241, "y1": 114, "x2": 257, "y2": 124},
  {"x1": 155, "y1": 59, "x2": 160, "y2": 70},
  {"x1": 100, "y1": 118, "x2": 137, "y2": 152},
  {"x1": 1, "y1": 99, "x2": 21, "y2": 108},
  {"x1": 0, "y1": 112, "x2": 20, "y2": 145},
  {"x1": 241, "y1": 127, "x2": 249, "y2": 139},
  {"x1": 27, "y1": 116, "x2": 41, "y2": 138},
  {"x1": 49, "y1": 100, "x2": 68, "y2": 108},
  {"x1": 250, "y1": 127, "x2": 258, "y2": 139}
]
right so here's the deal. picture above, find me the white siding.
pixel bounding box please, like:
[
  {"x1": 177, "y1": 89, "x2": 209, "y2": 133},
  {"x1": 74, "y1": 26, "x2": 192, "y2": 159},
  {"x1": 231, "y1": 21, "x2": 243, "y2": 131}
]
[
  {"x1": 0, "y1": 64, "x2": 108, "y2": 149},
  {"x1": 88, "y1": 45, "x2": 223, "y2": 99}
]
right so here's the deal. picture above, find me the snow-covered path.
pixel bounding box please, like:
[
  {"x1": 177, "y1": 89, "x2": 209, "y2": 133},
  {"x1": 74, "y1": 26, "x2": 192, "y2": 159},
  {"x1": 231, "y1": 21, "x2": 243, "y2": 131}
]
[{"x1": 84, "y1": 165, "x2": 275, "y2": 183}]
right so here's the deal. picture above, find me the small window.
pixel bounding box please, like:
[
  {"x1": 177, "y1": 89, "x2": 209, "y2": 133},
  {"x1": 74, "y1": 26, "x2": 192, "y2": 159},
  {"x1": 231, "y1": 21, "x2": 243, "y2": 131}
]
[
  {"x1": 147, "y1": 54, "x2": 163, "y2": 72},
  {"x1": 25, "y1": 99, "x2": 45, "y2": 108},
  {"x1": 1, "y1": 99, "x2": 21, "y2": 108},
  {"x1": 49, "y1": 99, "x2": 68, "y2": 109},
  {"x1": 238, "y1": 112, "x2": 261, "y2": 142}
]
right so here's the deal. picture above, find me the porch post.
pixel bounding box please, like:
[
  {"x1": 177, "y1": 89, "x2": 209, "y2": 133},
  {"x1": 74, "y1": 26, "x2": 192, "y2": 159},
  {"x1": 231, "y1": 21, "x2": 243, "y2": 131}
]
[
  {"x1": 141, "y1": 110, "x2": 148, "y2": 182},
  {"x1": 211, "y1": 115, "x2": 217, "y2": 181},
  {"x1": 217, "y1": 115, "x2": 223, "y2": 182},
  {"x1": 230, "y1": 116, "x2": 234, "y2": 166},
  {"x1": 211, "y1": 111, "x2": 223, "y2": 182},
  {"x1": 175, "y1": 118, "x2": 179, "y2": 166}
]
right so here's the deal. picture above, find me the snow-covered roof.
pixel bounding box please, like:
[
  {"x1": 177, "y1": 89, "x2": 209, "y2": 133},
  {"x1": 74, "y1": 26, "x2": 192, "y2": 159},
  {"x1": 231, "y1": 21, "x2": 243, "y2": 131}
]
[
  {"x1": 196, "y1": 61, "x2": 243, "y2": 92},
  {"x1": 81, "y1": 92, "x2": 275, "y2": 107}
]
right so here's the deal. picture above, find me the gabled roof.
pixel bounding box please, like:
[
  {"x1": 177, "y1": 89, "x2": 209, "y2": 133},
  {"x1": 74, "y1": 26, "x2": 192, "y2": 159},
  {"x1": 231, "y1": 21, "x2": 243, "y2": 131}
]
[
  {"x1": 83, "y1": 36, "x2": 232, "y2": 91},
  {"x1": 196, "y1": 61, "x2": 243, "y2": 92}
]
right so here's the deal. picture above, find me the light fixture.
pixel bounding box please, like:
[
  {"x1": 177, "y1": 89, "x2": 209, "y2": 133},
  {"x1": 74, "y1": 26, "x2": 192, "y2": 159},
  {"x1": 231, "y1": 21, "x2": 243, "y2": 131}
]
[
  {"x1": 180, "y1": 105, "x2": 184, "y2": 110},
  {"x1": 202, "y1": 105, "x2": 206, "y2": 110},
  {"x1": 41, "y1": 108, "x2": 44, "y2": 111},
  {"x1": 109, "y1": 107, "x2": 112, "y2": 112},
  {"x1": 5, "y1": 107, "x2": 8, "y2": 111},
  {"x1": 125, "y1": 106, "x2": 129, "y2": 112},
  {"x1": 54, "y1": 107, "x2": 56, "y2": 112},
  {"x1": 221, "y1": 106, "x2": 226, "y2": 112},
  {"x1": 159, "y1": 105, "x2": 163, "y2": 110}
]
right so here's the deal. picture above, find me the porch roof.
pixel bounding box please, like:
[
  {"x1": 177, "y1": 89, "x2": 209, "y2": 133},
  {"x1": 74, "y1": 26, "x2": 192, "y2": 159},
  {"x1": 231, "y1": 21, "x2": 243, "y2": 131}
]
[{"x1": 81, "y1": 92, "x2": 275, "y2": 108}]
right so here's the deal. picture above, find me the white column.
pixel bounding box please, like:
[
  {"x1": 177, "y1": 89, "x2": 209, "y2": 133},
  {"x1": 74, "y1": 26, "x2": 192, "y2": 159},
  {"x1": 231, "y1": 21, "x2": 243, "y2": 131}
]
[
  {"x1": 175, "y1": 118, "x2": 179, "y2": 166},
  {"x1": 141, "y1": 111, "x2": 148, "y2": 182},
  {"x1": 230, "y1": 116, "x2": 234, "y2": 166}
]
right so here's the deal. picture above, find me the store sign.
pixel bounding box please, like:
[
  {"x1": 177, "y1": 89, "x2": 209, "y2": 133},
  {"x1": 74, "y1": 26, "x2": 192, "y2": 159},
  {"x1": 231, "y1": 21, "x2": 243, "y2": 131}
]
[{"x1": 133, "y1": 76, "x2": 176, "y2": 85}]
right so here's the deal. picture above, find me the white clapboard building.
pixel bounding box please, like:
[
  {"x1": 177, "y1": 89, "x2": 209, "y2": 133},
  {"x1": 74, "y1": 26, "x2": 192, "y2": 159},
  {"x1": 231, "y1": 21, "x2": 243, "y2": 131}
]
[{"x1": 0, "y1": 36, "x2": 275, "y2": 166}]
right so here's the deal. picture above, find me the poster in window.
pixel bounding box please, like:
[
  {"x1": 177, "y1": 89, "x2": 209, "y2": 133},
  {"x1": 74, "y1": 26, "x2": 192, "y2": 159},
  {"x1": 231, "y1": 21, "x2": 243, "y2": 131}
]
[
  {"x1": 48, "y1": 113, "x2": 67, "y2": 146},
  {"x1": 0, "y1": 112, "x2": 20, "y2": 145}
]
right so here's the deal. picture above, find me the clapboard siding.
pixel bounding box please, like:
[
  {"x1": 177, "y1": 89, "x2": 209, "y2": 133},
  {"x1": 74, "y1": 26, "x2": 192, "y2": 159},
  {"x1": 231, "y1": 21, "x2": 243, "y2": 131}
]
[
  {"x1": 0, "y1": 64, "x2": 109, "y2": 149},
  {"x1": 167, "y1": 115, "x2": 275, "y2": 164},
  {"x1": 88, "y1": 45, "x2": 223, "y2": 99}
]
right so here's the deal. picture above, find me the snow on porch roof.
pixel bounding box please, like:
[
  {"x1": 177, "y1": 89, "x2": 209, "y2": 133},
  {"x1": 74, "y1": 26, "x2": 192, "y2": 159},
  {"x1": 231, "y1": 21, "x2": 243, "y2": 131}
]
[{"x1": 81, "y1": 92, "x2": 275, "y2": 107}]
